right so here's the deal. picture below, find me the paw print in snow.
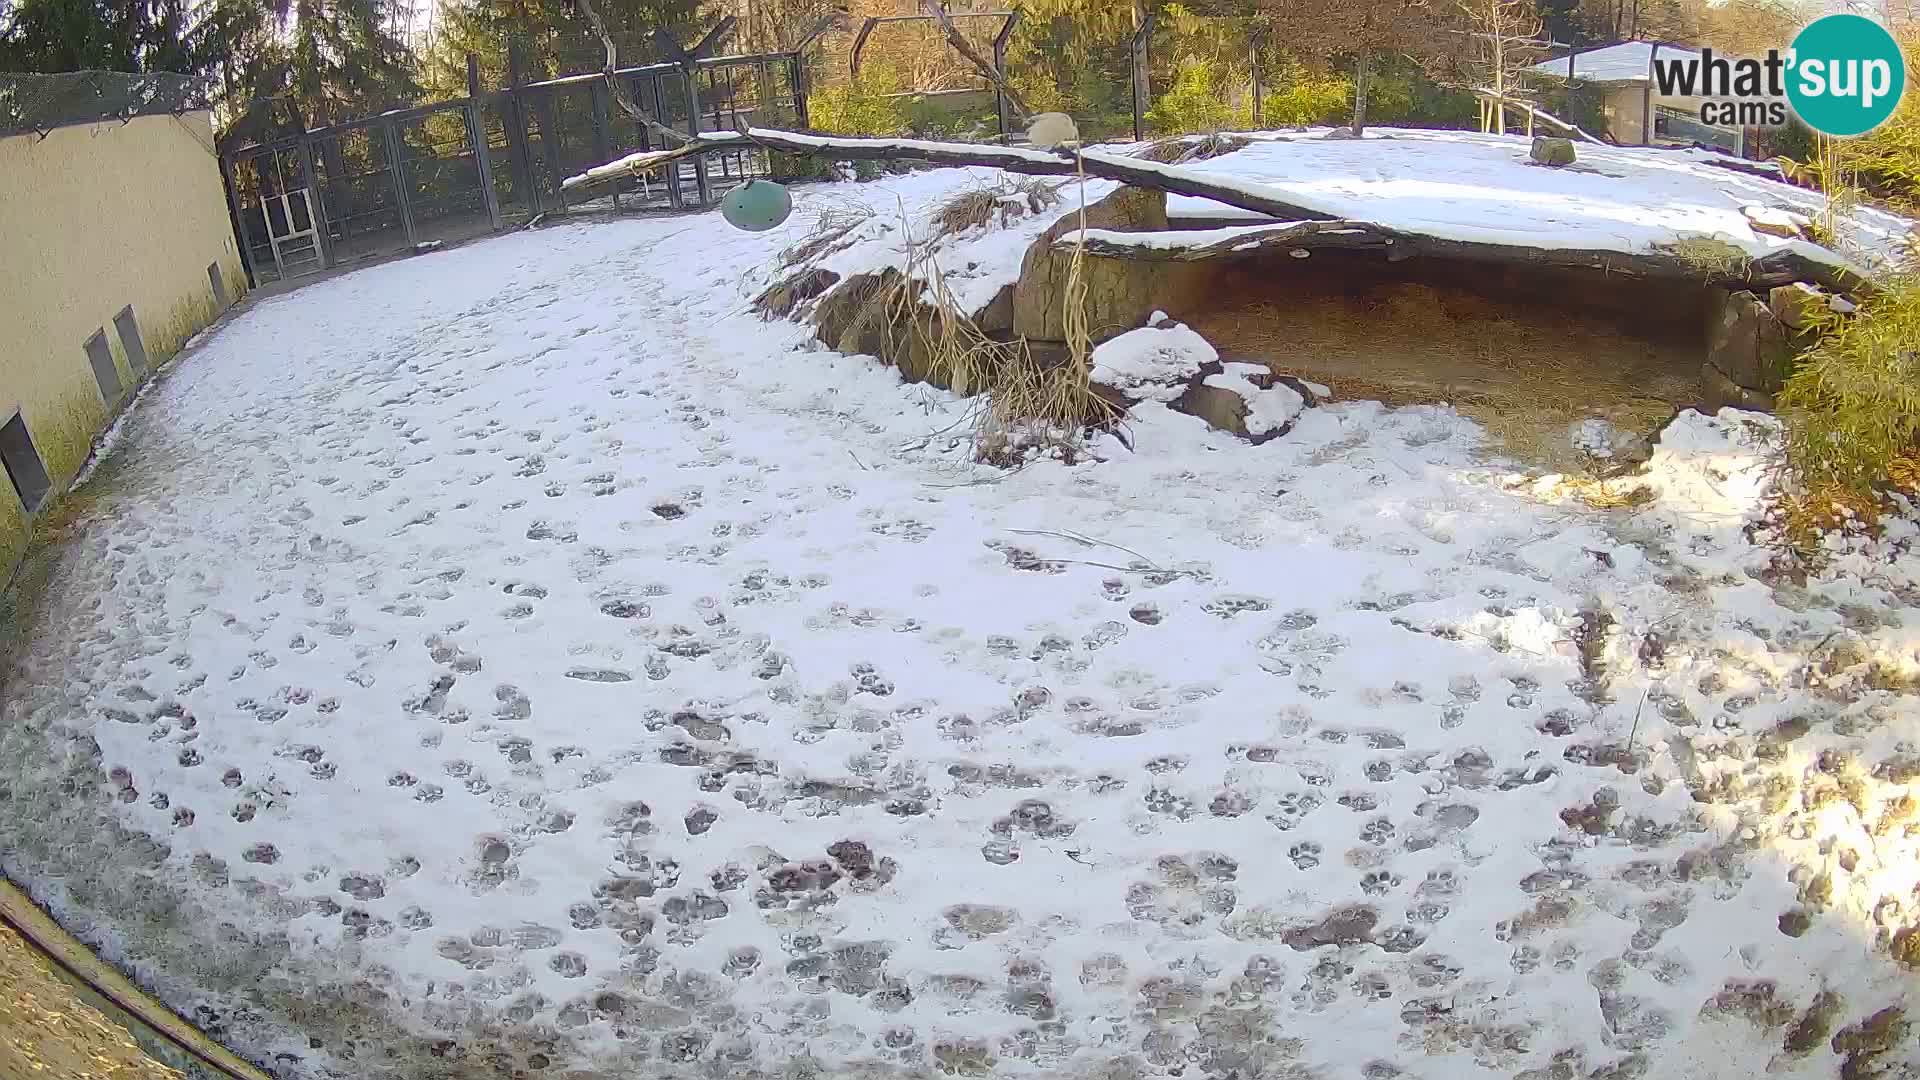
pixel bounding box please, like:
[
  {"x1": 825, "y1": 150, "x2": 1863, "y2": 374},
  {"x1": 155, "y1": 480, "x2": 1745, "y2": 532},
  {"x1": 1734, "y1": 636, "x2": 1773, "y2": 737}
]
[
  {"x1": 1289, "y1": 842, "x2": 1322, "y2": 871},
  {"x1": 1267, "y1": 791, "x2": 1323, "y2": 832},
  {"x1": 1144, "y1": 787, "x2": 1196, "y2": 820},
  {"x1": 1360, "y1": 871, "x2": 1400, "y2": 896},
  {"x1": 1361, "y1": 818, "x2": 1396, "y2": 845},
  {"x1": 851, "y1": 662, "x2": 893, "y2": 697}
]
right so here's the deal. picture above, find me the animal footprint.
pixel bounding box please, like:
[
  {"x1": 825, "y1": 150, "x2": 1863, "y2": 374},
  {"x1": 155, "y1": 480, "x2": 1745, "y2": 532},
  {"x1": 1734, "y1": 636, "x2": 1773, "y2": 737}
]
[{"x1": 1289, "y1": 842, "x2": 1322, "y2": 870}]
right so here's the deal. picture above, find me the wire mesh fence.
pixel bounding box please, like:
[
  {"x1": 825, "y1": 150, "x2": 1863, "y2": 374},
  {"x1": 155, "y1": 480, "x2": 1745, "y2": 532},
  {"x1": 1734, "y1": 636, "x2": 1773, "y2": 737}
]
[
  {"x1": 0, "y1": 70, "x2": 210, "y2": 138},
  {"x1": 218, "y1": 48, "x2": 811, "y2": 287}
]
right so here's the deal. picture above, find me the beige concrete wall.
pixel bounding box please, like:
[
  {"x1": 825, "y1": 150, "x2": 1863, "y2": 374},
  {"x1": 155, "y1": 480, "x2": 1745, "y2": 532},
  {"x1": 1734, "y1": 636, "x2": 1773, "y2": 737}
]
[{"x1": 0, "y1": 109, "x2": 246, "y2": 579}]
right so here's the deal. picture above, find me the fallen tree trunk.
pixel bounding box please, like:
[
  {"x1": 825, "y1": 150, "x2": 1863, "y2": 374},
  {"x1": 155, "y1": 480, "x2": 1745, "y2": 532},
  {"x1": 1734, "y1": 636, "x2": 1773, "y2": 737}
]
[
  {"x1": 561, "y1": 127, "x2": 1875, "y2": 298},
  {"x1": 564, "y1": 128, "x2": 1339, "y2": 222}
]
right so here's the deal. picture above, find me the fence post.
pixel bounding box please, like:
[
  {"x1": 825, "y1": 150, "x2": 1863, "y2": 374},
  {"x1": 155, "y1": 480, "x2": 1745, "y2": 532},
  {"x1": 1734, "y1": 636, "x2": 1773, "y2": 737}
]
[
  {"x1": 380, "y1": 116, "x2": 419, "y2": 247},
  {"x1": 218, "y1": 151, "x2": 259, "y2": 289},
  {"x1": 320, "y1": 137, "x2": 351, "y2": 244},
  {"x1": 589, "y1": 79, "x2": 614, "y2": 205},
  {"x1": 467, "y1": 53, "x2": 504, "y2": 231},
  {"x1": 505, "y1": 42, "x2": 541, "y2": 215},
  {"x1": 789, "y1": 53, "x2": 810, "y2": 129},
  {"x1": 296, "y1": 134, "x2": 332, "y2": 269},
  {"x1": 1130, "y1": 12, "x2": 1155, "y2": 142},
  {"x1": 537, "y1": 90, "x2": 568, "y2": 210},
  {"x1": 685, "y1": 68, "x2": 710, "y2": 204},
  {"x1": 1249, "y1": 29, "x2": 1264, "y2": 130},
  {"x1": 655, "y1": 76, "x2": 683, "y2": 208}
]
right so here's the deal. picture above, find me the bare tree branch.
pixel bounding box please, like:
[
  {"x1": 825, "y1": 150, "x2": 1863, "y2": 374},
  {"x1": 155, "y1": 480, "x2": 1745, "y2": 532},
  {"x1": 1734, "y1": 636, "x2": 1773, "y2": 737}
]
[
  {"x1": 571, "y1": 0, "x2": 691, "y2": 146},
  {"x1": 918, "y1": 0, "x2": 1031, "y2": 122}
]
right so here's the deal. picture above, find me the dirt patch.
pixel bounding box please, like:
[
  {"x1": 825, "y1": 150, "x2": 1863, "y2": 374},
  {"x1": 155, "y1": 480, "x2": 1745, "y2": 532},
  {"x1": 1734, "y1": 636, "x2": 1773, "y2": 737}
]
[{"x1": 1166, "y1": 250, "x2": 1713, "y2": 470}]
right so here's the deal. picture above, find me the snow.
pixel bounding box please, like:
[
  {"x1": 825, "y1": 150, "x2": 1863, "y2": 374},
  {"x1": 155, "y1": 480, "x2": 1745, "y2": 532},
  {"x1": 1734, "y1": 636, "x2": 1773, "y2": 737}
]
[
  {"x1": 1530, "y1": 42, "x2": 1700, "y2": 84},
  {"x1": 4, "y1": 163, "x2": 1920, "y2": 1080},
  {"x1": 790, "y1": 169, "x2": 1118, "y2": 317},
  {"x1": 1089, "y1": 317, "x2": 1217, "y2": 402},
  {"x1": 1150, "y1": 129, "x2": 1912, "y2": 276}
]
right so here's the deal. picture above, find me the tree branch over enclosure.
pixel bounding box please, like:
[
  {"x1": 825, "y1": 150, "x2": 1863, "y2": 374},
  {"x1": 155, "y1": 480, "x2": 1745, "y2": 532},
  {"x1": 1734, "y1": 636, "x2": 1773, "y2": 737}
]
[
  {"x1": 567, "y1": 0, "x2": 691, "y2": 146},
  {"x1": 561, "y1": 127, "x2": 1875, "y2": 297},
  {"x1": 918, "y1": 0, "x2": 1031, "y2": 122}
]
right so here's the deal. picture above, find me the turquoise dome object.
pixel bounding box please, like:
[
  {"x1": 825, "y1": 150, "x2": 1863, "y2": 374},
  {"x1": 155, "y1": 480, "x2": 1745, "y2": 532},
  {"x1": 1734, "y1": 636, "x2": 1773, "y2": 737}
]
[{"x1": 720, "y1": 179, "x2": 793, "y2": 232}]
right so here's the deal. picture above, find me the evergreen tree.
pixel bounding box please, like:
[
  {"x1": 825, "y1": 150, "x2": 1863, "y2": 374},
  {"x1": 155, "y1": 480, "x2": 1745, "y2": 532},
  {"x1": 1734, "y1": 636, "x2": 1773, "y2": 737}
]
[{"x1": 420, "y1": 0, "x2": 708, "y2": 99}]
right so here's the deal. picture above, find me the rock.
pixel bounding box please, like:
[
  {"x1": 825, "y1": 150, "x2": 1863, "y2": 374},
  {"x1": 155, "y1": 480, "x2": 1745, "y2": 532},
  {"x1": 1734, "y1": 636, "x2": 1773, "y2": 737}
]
[
  {"x1": 1180, "y1": 380, "x2": 1255, "y2": 435},
  {"x1": 814, "y1": 270, "x2": 901, "y2": 357},
  {"x1": 1530, "y1": 137, "x2": 1577, "y2": 167},
  {"x1": 1706, "y1": 290, "x2": 1790, "y2": 394},
  {"x1": 974, "y1": 283, "x2": 1015, "y2": 338},
  {"x1": 1569, "y1": 417, "x2": 1652, "y2": 466},
  {"x1": 1274, "y1": 375, "x2": 1331, "y2": 406},
  {"x1": 1701, "y1": 362, "x2": 1776, "y2": 413},
  {"x1": 1090, "y1": 317, "x2": 1218, "y2": 403},
  {"x1": 1741, "y1": 204, "x2": 1810, "y2": 239},
  {"x1": 1174, "y1": 361, "x2": 1304, "y2": 441},
  {"x1": 1768, "y1": 282, "x2": 1825, "y2": 331},
  {"x1": 1755, "y1": 302, "x2": 1796, "y2": 392},
  {"x1": 1013, "y1": 187, "x2": 1205, "y2": 345},
  {"x1": 753, "y1": 267, "x2": 840, "y2": 320}
]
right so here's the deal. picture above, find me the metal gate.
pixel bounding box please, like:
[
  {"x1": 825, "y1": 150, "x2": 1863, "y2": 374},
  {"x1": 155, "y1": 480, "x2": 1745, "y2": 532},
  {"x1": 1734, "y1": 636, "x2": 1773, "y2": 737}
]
[
  {"x1": 263, "y1": 189, "x2": 323, "y2": 280},
  {"x1": 224, "y1": 144, "x2": 329, "y2": 285}
]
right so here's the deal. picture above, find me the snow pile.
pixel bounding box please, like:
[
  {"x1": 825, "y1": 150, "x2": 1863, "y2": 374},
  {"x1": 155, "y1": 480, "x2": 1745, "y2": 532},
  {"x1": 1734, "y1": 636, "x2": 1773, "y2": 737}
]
[
  {"x1": 1637, "y1": 408, "x2": 1784, "y2": 525},
  {"x1": 1154, "y1": 129, "x2": 1912, "y2": 274},
  {"x1": 783, "y1": 171, "x2": 1117, "y2": 317},
  {"x1": 1201, "y1": 361, "x2": 1307, "y2": 435},
  {"x1": 1089, "y1": 312, "x2": 1217, "y2": 402}
]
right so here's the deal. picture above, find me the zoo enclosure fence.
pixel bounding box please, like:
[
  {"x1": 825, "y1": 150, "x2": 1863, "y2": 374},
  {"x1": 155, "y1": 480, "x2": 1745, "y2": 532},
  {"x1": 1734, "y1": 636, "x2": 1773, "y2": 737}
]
[{"x1": 219, "y1": 30, "x2": 823, "y2": 287}]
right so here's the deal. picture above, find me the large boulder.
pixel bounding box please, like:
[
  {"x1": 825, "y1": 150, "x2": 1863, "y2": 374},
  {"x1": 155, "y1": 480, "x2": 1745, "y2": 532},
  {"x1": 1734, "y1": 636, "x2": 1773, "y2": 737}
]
[
  {"x1": 1706, "y1": 289, "x2": 1792, "y2": 396},
  {"x1": 1701, "y1": 362, "x2": 1776, "y2": 413},
  {"x1": 1012, "y1": 186, "x2": 1208, "y2": 344},
  {"x1": 1174, "y1": 360, "x2": 1306, "y2": 442},
  {"x1": 1089, "y1": 314, "x2": 1217, "y2": 403}
]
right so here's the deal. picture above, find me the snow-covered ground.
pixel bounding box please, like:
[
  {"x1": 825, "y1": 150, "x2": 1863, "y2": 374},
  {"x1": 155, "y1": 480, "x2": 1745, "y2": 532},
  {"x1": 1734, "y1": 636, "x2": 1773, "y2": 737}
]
[{"x1": 4, "y1": 161, "x2": 1920, "y2": 1080}]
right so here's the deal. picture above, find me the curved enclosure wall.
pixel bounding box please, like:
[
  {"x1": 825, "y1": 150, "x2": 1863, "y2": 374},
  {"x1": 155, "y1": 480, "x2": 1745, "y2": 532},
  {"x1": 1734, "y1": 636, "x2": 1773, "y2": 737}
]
[{"x1": 0, "y1": 109, "x2": 246, "y2": 579}]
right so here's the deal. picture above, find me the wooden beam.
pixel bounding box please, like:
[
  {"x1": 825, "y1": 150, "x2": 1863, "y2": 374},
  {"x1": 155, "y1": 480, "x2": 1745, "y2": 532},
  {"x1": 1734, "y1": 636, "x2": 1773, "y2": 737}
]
[{"x1": 1057, "y1": 221, "x2": 1876, "y2": 296}]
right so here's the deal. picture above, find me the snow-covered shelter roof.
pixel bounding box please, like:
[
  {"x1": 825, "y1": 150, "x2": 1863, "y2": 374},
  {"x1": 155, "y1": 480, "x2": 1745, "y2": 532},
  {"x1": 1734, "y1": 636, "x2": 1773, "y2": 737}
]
[
  {"x1": 1532, "y1": 41, "x2": 1700, "y2": 85},
  {"x1": 1151, "y1": 129, "x2": 1909, "y2": 278}
]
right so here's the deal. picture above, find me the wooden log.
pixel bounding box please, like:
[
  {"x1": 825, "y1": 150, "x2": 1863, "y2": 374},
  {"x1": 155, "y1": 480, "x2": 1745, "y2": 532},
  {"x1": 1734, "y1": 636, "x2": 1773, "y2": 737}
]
[
  {"x1": 564, "y1": 128, "x2": 1337, "y2": 222},
  {"x1": 1058, "y1": 221, "x2": 1877, "y2": 296}
]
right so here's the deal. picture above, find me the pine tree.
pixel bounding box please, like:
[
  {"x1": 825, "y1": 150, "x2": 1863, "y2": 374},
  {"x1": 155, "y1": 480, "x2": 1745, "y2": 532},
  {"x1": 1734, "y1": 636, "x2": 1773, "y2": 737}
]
[
  {"x1": 420, "y1": 0, "x2": 707, "y2": 100},
  {"x1": 281, "y1": 0, "x2": 421, "y2": 124}
]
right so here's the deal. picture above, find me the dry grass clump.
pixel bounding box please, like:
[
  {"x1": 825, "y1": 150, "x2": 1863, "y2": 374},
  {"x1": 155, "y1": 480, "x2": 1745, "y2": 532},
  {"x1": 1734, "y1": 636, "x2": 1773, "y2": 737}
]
[
  {"x1": 879, "y1": 193, "x2": 1120, "y2": 463},
  {"x1": 930, "y1": 176, "x2": 1065, "y2": 239},
  {"x1": 1134, "y1": 133, "x2": 1251, "y2": 164},
  {"x1": 780, "y1": 199, "x2": 876, "y2": 268},
  {"x1": 1661, "y1": 235, "x2": 1752, "y2": 280},
  {"x1": 1540, "y1": 475, "x2": 1658, "y2": 511}
]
